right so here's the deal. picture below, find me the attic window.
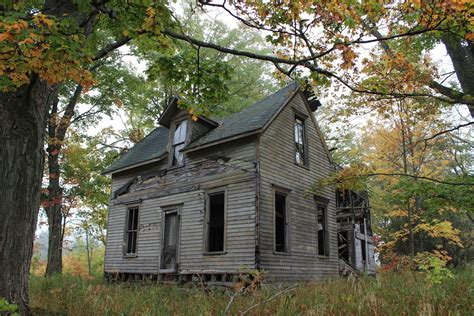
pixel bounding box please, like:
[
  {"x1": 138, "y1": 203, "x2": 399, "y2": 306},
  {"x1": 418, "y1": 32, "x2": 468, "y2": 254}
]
[
  {"x1": 294, "y1": 116, "x2": 307, "y2": 166},
  {"x1": 171, "y1": 119, "x2": 188, "y2": 166}
]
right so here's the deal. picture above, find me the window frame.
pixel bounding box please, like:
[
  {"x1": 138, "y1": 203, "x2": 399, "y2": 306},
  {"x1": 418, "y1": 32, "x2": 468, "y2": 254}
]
[
  {"x1": 159, "y1": 204, "x2": 182, "y2": 273},
  {"x1": 315, "y1": 196, "x2": 330, "y2": 257},
  {"x1": 123, "y1": 205, "x2": 140, "y2": 258},
  {"x1": 203, "y1": 188, "x2": 227, "y2": 255},
  {"x1": 168, "y1": 116, "x2": 191, "y2": 169},
  {"x1": 273, "y1": 186, "x2": 291, "y2": 255},
  {"x1": 293, "y1": 110, "x2": 309, "y2": 168}
]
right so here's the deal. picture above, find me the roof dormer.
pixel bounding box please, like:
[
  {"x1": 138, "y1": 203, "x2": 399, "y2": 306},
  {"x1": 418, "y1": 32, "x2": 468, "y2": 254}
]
[{"x1": 159, "y1": 98, "x2": 219, "y2": 168}]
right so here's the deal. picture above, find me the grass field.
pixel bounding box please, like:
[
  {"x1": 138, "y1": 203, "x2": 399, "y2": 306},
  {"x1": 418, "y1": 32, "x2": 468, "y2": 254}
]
[{"x1": 29, "y1": 266, "x2": 473, "y2": 315}]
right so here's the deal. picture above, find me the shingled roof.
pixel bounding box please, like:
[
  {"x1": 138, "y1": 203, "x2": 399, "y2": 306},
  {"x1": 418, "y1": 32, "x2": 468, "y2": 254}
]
[
  {"x1": 183, "y1": 81, "x2": 299, "y2": 151},
  {"x1": 103, "y1": 127, "x2": 169, "y2": 174},
  {"x1": 103, "y1": 82, "x2": 300, "y2": 174}
]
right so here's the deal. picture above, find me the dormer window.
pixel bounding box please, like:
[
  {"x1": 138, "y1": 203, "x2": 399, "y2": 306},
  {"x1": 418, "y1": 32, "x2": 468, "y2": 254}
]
[
  {"x1": 171, "y1": 119, "x2": 188, "y2": 167},
  {"x1": 294, "y1": 116, "x2": 307, "y2": 166}
]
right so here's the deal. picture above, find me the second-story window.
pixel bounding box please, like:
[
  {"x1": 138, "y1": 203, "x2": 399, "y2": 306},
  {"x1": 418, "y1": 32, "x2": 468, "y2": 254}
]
[
  {"x1": 294, "y1": 116, "x2": 307, "y2": 166},
  {"x1": 171, "y1": 119, "x2": 188, "y2": 167}
]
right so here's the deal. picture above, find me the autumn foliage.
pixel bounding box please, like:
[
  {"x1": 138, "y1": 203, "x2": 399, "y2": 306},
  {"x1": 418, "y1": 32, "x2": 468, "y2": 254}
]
[{"x1": 0, "y1": 12, "x2": 93, "y2": 91}]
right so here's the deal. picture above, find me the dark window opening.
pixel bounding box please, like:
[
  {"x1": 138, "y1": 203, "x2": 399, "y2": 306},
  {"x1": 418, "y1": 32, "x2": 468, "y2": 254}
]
[
  {"x1": 317, "y1": 204, "x2": 329, "y2": 256},
  {"x1": 125, "y1": 207, "x2": 139, "y2": 255},
  {"x1": 361, "y1": 237, "x2": 367, "y2": 263},
  {"x1": 294, "y1": 117, "x2": 306, "y2": 165},
  {"x1": 275, "y1": 193, "x2": 287, "y2": 252},
  {"x1": 207, "y1": 192, "x2": 225, "y2": 252},
  {"x1": 171, "y1": 120, "x2": 188, "y2": 167}
]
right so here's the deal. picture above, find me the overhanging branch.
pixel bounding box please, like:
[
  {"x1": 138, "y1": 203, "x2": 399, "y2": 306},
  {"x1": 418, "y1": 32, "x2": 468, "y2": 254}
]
[{"x1": 341, "y1": 173, "x2": 474, "y2": 186}]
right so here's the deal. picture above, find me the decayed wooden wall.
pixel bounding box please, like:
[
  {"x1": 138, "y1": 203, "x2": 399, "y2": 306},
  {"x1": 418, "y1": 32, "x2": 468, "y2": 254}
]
[
  {"x1": 104, "y1": 91, "x2": 341, "y2": 281},
  {"x1": 257, "y1": 92, "x2": 339, "y2": 281},
  {"x1": 104, "y1": 138, "x2": 257, "y2": 275}
]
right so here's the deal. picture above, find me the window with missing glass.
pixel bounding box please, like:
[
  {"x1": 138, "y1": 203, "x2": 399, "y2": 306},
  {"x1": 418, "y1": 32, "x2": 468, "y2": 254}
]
[
  {"x1": 125, "y1": 207, "x2": 139, "y2": 256},
  {"x1": 274, "y1": 192, "x2": 289, "y2": 253},
  {"x1": 171, "y1": 119, "x2": 188, "y2": 167},
  {"x1": 294, "y1": 116, "x2": 307, "y2": 166},
  {"x1": 205, "y1": 191, "x2": 226, "y2": 253},
  {"x1": 317, "y1": 204, "x2": 329, "y2": 256}
]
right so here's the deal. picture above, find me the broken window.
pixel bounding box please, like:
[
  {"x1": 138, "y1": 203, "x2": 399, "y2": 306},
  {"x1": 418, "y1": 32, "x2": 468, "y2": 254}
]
[
  {"x1": 206, "y1": 192, "x2": 225, "y2": 252},
  {"x1": 161, "y1": 210, "x2": 179, "y2": 270},
  {"x1": 317, "y1": 204, "x2": 329, "y2": 256},
  {"x1": 294, "y1": 117, "x2": 307, "y2": 165},
  {"x1": 171, "y1": 119, "x2": 188, "y2": 167},
  {"x1": 125, "y1": 207, "x2": 139, "y2": 255},
  {"x1": 274, "y1": 192, "x2": 288, "y2": 253}
]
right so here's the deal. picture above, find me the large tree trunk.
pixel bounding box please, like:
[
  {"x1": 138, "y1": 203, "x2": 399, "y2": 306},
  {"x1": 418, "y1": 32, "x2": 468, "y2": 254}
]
[
  {"x1": 442, "y1": 33, "x2": 474, "y2": 117},
  {"x1": 0, "y1": 77, "x2": 53, "y2": 314}
]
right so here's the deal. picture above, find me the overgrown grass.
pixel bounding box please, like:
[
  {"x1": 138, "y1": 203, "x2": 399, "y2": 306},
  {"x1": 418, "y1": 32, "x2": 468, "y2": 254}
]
[{"x1": 30, "y1": 266, "x2": 473, "y2": 315}]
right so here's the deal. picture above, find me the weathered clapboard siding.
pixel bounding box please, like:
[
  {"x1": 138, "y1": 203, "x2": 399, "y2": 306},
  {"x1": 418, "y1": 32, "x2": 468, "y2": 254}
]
[
  {"x1": 104, "y1": 138, "x2": 257, "y2": 275},
  {"x1": 104, "y1": 85, "x2": 344, "y2": 282},
  {"x1": 257, "y1": 92, "x2": 339, "y2": 281},
  {"x1": 104, "y1": 198, "x2": 162, "y2": 274}
]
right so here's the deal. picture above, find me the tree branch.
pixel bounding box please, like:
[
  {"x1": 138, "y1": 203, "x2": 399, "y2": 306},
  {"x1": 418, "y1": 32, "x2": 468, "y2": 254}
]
[
  {"x1": 93, "y1": 36, "x2": 133, "y2": 61},
  {"x1": 162, "y1": 29, "x2": 474, "y2": 107},
  {"x1": 415, "y1": 121, "x2": 474, "y2": 145},
  {"x1": 357, "y1": 173, "x2": 473, "y2": 186}
]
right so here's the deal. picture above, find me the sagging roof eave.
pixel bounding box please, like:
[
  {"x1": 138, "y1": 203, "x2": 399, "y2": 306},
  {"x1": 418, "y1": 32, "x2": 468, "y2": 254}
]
[{"x1": 101, "y1": 153, "x2": 167, "y2": 176}]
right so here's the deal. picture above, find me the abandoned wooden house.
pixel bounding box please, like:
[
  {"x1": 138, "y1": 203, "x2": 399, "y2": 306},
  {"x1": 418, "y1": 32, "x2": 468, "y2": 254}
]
[{"x1": 103, "y1": 82, "x2": 376, "y2": 283}]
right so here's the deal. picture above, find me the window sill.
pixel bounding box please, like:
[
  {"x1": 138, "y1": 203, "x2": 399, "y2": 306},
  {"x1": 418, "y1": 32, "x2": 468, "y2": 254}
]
[
  {"x1": 203, "y1": 251, "x2": 227, "y2": 256},
  {"x1": 316, "y1": 255, "x2": 330, "y2": 259},
  {"x1": 273, "y1": 251, "x2": 291, "y2": 256},
  {"x1": 295, "y1": 163, "x2": 310, "y2": 170},
  {"x1": 123, "y1": 254, "x2": 137, "y2": 259}
]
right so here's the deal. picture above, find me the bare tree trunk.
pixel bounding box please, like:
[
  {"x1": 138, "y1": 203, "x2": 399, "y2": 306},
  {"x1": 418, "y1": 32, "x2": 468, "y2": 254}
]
[{"x1": 0, "y1": 78, "x2": 53, "y2": 314}]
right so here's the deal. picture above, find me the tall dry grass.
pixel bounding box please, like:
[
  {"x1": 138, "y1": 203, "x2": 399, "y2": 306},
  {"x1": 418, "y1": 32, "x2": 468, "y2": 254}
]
[{"x1": 29, "y1": 266, "x2": 473, "y2": 315}]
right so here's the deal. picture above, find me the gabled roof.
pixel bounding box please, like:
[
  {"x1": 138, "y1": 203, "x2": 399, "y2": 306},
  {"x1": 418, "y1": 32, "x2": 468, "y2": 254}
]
[
  {"x1": 183, "y1": 81, "x2": 299, "y2": 152},
  {"x1": 102, "y1": 127, "x2": 169, "y2": 174},
  {"x1": 104, "y1": 82, "x2": 301, "y2": 175},
  {"x1": 159, "y1": 96, "x2": 219, "y2": 128}
]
